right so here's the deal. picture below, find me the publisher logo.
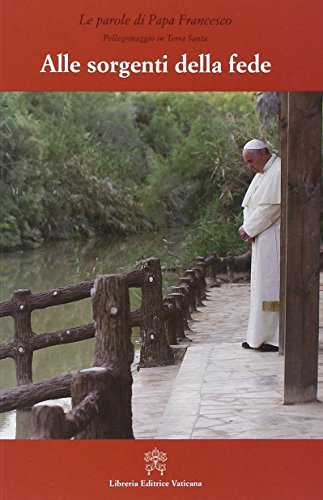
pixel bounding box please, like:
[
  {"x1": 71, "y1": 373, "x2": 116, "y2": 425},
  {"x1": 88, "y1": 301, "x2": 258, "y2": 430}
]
[
  {"x1": 108, "y1": 448, "x2": 203, "y2": 489},
  {"x1": 144, "y1": 447, "x2": 167, "y2": 476}
]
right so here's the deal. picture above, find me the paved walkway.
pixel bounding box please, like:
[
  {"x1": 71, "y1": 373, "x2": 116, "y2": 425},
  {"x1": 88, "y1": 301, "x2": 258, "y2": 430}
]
[{"x1": 132, "y1": 277, "x2": 323, "y2": 439}]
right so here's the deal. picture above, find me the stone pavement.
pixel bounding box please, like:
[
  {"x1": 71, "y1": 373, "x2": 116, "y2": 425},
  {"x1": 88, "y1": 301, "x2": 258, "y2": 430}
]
[{"x1": 132, "y1": 276, "x2": 323, "y2": 439}]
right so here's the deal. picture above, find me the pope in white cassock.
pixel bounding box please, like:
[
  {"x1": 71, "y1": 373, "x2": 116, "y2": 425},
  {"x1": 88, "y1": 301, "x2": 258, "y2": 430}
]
[{"x1": 239, "y1": 139, "x2": 281, "y2": 353}]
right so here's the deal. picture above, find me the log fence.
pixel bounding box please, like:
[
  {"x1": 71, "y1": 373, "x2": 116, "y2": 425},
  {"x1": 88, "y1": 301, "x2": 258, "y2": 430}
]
[{"x1": 0, "y1": 250, "x2": 251, "y2": 438}]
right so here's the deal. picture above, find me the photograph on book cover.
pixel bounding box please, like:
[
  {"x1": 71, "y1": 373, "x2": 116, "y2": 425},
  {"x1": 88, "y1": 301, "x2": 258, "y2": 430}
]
[{"x1": 0, "y1": 0, "x2": 322, "y2": 498}]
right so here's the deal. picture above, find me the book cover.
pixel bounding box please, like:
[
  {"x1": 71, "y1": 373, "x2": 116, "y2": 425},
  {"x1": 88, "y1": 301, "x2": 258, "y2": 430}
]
[{"x1": 0, "y1": 1, "x2": 322, "y2": 499}]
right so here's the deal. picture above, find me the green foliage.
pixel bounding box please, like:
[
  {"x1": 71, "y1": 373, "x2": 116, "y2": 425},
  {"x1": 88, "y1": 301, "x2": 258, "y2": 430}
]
[
  {"x1": 0, "y1": 93, "x2": 151, "y2": 249},
  {"x1": 0, "y1": 93, "x2": 45, "y2": 249},
  {"x1": 0, "y1": 91, "x2": 278, "y2": 252},
  {"x1": 182, "y1": 200, "x2": 247, "y2": 267},
  {"x1": 133, "y1": 92, "x2": 277, "y2": 225},
  {"x1": 0, "y1": 216, "x2": 22, "y2": 249}
]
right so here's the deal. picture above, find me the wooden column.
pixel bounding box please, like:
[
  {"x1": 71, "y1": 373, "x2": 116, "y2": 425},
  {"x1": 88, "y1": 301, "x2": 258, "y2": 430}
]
[
  {"x1": 283, "y1": 92, "x2": 322, "y2": 404},
  {"x1": 279, "y1": 92, "x2": 288, "y2": 355}
]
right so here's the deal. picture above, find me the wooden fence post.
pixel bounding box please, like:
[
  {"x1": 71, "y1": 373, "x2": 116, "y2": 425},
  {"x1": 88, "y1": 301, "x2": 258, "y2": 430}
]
[
  {"x1": 183, "y1": 271, "x2": 198, "y2": 312},
  {"x1": 13, "y1": 289, "x2": 33, "y2": 387},
  {"x1": 169, "y1": 293, "x2": 187, "y2": 341},
  {"x1": 93, "y1": 274, "x2": 133, "y2": 368},
  {"x1": 177, "y1": 284, "x2": 193, "y2": 324},
  {"x1": 192, "y1": 267, "x2": 205, "y2": 307},
  {"x1": 179, "y1": 277, "x2": 194, "y2": 318},
  {"x1": 139, "y1": 258, "x2": 174, "y2": 368},
  {"x1": 208, "y1": 253, "x2": 221, "y2": 286},
  {"x1": 71, "y1": 367, "x2": 133, "y2": 439},
  {"x1": 196, "y1": 258, "x2": 208, "y2": 300},
  {"x1": 171, "y1": 287, "x2": 191, "y2": 331},
  {"x1": 225, "y1": 252, "x2": 235, "y2": 282},
  {"x1": 91, "y1": 274, "x2": 134, "y2": 437},
  {"x1": 32, "y1": 403, "x2": 66, "y2": 439},
  {"x1": 163, "y1": 297, "x2": 178, "y2": 345}
]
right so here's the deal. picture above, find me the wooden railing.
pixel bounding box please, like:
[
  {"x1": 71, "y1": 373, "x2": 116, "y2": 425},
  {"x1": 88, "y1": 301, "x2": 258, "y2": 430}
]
[
  {"x1": 0, "y1": 250, "x2": 251, "y2": 439},
  {"x1": 32, "y1": 273, "x2": 134, "y2": 439}
]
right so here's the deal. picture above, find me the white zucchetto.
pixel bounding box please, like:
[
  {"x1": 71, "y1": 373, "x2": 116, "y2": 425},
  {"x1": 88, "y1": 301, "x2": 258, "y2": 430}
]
[{"x1": 243, "y1": 139, "x2": 267, "y2": 150}]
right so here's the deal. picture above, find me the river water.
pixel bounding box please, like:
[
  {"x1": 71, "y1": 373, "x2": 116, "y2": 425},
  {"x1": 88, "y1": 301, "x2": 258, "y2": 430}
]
[{"x1": 0, "y1": 231, "x2": 183, "y2": 438}]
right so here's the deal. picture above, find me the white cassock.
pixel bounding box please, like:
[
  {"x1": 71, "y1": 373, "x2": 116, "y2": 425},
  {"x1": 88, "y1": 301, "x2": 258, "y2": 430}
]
[{"x1": 242, "y1": 154, "x2": 281, "y2": 348}]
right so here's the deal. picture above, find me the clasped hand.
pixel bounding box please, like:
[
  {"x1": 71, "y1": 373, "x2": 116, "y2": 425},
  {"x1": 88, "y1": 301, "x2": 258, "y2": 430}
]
[{"x1": 239, "y1": 227, "x2": 254, "y2": 244}]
